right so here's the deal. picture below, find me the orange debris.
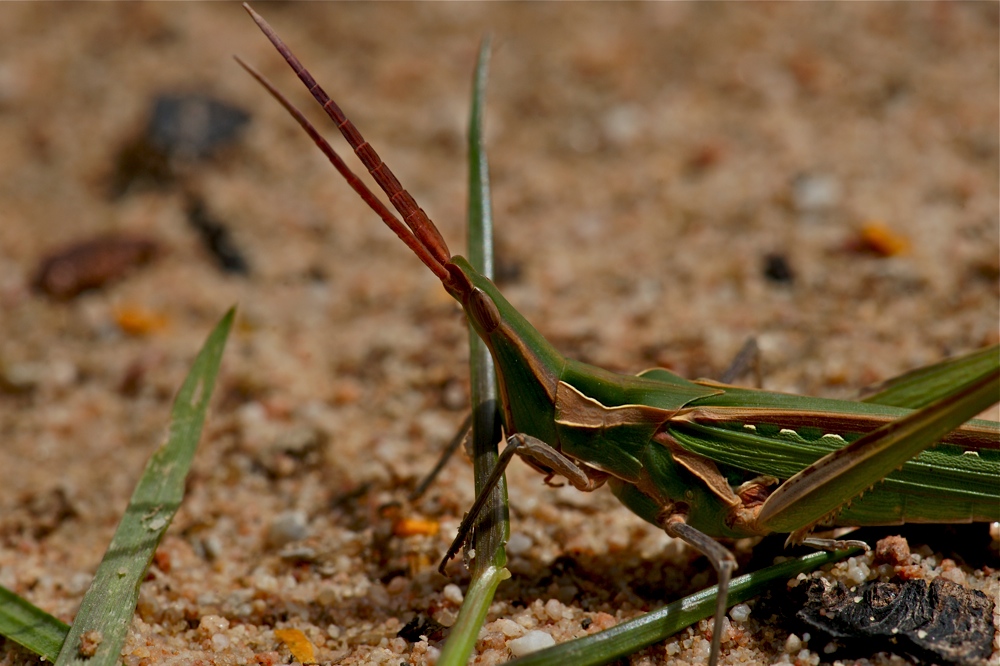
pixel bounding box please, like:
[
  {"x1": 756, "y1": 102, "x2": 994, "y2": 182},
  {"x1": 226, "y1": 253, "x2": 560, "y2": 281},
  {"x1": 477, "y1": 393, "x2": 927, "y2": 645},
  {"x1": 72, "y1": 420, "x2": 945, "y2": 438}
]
[
  {"x1": 393, "y1": 517, "x2": 440, "y2": 537},
  {"x1": 274, "y1": 628, "x2": 317, "y2": 664},
  {"x1": 114, "y1": 305, "x2": 169, "y2": 335}
]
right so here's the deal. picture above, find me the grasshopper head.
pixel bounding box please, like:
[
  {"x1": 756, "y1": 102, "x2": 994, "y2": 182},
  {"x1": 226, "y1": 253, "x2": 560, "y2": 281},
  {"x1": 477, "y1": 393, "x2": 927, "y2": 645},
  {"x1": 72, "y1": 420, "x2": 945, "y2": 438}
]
[{"x1": 444, "y1": 257, "x2": 564, "y2": 439}]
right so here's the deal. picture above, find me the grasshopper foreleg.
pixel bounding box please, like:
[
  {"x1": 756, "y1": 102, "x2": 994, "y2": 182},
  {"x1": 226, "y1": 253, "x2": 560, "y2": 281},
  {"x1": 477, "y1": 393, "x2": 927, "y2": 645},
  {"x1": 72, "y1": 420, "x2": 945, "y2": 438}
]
[
  {"x1": 658, "y1": 515, "x2": 738, "y2": 666},
  {"x1": 511, "y1": 433, "x2": 609, "y2": 492},
  {"x1": 439, "y1": 433, "x2": 607, "y2": 574}
]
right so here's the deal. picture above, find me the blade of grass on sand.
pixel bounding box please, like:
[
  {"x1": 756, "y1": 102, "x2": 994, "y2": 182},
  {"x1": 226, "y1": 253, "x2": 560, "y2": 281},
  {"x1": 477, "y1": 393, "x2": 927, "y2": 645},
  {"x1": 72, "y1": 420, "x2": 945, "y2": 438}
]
[
  {"x1": 53, "y1": 308, "x2": 234, "y2": 666},
  {"x1": 507, "y1": 547, "x2": 862, "y2": 666},
  {"x1": 437, "y1": 36, "x2": 511, "y2": 666},
  {"x1": 0, "y1": 585, "x2": 70, "y2": 662}
]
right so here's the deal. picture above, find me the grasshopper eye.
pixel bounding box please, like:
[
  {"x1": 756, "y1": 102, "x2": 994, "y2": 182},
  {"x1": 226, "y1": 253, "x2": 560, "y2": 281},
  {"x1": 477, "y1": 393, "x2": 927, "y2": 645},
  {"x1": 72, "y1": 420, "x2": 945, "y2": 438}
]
[{"x1": 468, "y1": 287, "x2": 501, "y2": 333}]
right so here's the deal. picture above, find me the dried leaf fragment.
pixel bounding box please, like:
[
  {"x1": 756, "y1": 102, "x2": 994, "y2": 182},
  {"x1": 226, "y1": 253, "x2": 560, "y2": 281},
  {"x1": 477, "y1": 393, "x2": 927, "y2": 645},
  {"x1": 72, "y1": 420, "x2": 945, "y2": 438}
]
[{"x1": 33, "y1": 234, "x2": 160, "y2": 300}]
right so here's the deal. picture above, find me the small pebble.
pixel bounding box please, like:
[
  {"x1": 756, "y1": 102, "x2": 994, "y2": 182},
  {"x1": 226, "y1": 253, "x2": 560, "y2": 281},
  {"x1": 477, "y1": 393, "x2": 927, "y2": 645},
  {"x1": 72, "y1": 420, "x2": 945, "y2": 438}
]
[
  {"x1": 442, "y1": 583, "x2": 464, "y2": 604},
  {"x1": 718, "y1": 617, "x2": 733, "y2": 644},
  {"x1": 266, "y1": 511, "x2": 309, "y2": 547},
  {"x1": 78, "y1": 630, "x2": 103, "y2": 658},
  {"x1": 495, "y1": 618, "x2": 524, "y2": 638},
  {"x1": 729, "y1": 603, "x2": 751, "y2": 622},
  {"x1": 147, "y1": 93, "x2": 250, "y2": 160},
  {"x1": 507, "y1": 630, "x2": 555, "y2": 656},
  {"x1": 199, "y1": 614, "x2": 229, "y2": 637},
  {"x1": 543, "y1": 599, "x2": 564, "y2": 621},
  {"x1": 763, "y1": 253, "x2": 795, "y2": 284},
  {"x1": 211, "y1": 633, "x2": 230, "y2": 651},
  {"x1": 506, "y1": 532, "x2": 533, "y2": 556},
  {"x1": 602, "y1": 104, "x2": 642, "y2": 146},
  {"x1": 845, "y1": 556, "x2": 870, "y2": 585},
  {"x1": 791, "y1": 172, "x2": 840, "y2": 214},
  {"x1": 874, "y1": 536, "x2": 911, "y2": 566}
]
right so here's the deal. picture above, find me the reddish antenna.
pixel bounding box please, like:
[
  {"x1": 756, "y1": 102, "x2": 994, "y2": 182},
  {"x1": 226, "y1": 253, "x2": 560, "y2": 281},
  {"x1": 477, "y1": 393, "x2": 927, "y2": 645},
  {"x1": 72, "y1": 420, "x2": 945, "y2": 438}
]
[{"x1": 239, "y1": 3, "x2": 453, "y2": 283}]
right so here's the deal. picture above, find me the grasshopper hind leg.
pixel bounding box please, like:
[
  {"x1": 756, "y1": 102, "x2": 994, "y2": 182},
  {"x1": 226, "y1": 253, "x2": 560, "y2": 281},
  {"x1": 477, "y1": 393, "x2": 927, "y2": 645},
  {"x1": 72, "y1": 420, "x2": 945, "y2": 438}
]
[{"x1": 658, "y1": 514, "x2": 737, "y2": 666}]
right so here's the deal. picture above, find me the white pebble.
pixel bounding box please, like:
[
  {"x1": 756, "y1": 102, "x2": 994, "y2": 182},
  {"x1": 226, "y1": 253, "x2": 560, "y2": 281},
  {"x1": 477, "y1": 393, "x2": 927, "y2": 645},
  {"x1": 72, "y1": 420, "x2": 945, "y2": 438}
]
[
  {"x1": 729, "y1": 603, "x2": 751, "y2": 622},
  {"x1": 845, "y1": 557, "x2": 870, "y2": 585},
  {"x1": 211, "y1": 633, "x2": 229, "y2": 651},
  {"x1": 199, "y1": 615, "x2": 229, "y2": 636},
  {"x1": 792, "y1": 172, "x2": 840, "y2": 213},
  {"x1": 495, "y1": 618, "x2": 524, "y2": 638},
  {"x1": 506, "y1": 532, "x2": 533, "y2": 556},
  {"x1": 544, "y1": 599, "x2": 564, "y2": 621},
  {"x1": 719, "y1": 617, "x2": 733, "y2": 644},
  {"x1": 442, "y1": 583, "x2": 464, "y2": 604},
  {"x1": 507, "y1": 630, "x2": 556, "y2": 656},
  {"x1": 940, "y1": 567, "x2": 967, "y2": 585},
  {"x1": 785, "y1": 633, "x2": 802, "y2": 653},
  {"x1": 602, "y1": 104, "x2": 642, "y2": 146},
  {"x1": 253, "y1": 570, "x2": 279, "y2": 594}
]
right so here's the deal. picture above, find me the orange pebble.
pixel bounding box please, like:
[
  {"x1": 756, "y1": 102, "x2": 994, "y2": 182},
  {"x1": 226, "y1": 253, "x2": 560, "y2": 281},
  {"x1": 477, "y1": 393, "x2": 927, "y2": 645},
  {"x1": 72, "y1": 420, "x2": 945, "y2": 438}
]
[
  {"x1": 850, "y1": 221, "x2": 909, "y2": 257},
  {"x1": 114, "y1": 305, "x2": 169, "y2": 335},
  {"x1": 393, "y1": 517, "x2": 440, "y2": 537},
  {"x1": 274, "y1": 628, "x2": 317, "y2": 664}
]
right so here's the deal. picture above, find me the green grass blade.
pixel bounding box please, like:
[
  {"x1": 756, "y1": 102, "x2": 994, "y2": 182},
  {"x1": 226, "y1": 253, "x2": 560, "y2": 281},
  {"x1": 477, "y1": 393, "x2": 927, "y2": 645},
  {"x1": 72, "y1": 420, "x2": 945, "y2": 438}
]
[
  {"x1": 507, "y1": 547, "x2": 861, "y2": 666},
  {"x1": 53, "y1": 308, "x2": 234, "y2": 666},
  {"x1": 0, "y1": 585, "x2": 70, "y2": 662},
  {"x1": 464, "y1": 35, "x2": 506, "y2": 579},
  {"x1": 861, "y1": 344, "x2": 999, "y2": 409},
  {"x1": 437, "y1": 36, "x2": 510, "y2": 666}
]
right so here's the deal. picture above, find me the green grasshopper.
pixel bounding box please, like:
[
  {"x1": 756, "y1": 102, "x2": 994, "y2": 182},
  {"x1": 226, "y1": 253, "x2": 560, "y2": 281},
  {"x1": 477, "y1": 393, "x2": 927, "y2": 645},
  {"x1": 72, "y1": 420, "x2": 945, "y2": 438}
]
[{"x1": 239, "y1": 6, "x2": 1000, "y2": 664}]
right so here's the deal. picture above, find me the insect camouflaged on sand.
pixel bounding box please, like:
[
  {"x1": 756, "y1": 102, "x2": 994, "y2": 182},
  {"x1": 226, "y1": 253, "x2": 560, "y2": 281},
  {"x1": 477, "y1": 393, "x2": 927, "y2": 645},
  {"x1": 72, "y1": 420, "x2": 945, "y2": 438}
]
[{"x1": 238, "y1": 7, "x2": 1000, "y2": 665}]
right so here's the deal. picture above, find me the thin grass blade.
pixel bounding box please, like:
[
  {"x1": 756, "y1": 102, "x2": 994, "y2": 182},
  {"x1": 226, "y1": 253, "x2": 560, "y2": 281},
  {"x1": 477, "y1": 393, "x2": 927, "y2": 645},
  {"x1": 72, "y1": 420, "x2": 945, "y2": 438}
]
[
  {"x1": 0, "y1": 585, "x2": 70, "y2": 662},
  {"x1": 507, "y1": 547, "x2": 861, "y2": 666},
  {"x1": 53, "y1": 308, "x2": 234, "y2": 666},
  {"x1": 436, "y1": 36, "x2": 511, "y2": 666},
  {"x1": 464, "y1": 36, "x2": 506, "y2": 579}
]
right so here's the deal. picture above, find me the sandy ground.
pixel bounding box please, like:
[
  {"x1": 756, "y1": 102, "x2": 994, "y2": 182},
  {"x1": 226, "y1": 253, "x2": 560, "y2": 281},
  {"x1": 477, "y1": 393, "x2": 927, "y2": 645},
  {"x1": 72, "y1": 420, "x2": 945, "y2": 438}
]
[{"x1": 0, "y1": 3, "x2": 997, "y2": 665}]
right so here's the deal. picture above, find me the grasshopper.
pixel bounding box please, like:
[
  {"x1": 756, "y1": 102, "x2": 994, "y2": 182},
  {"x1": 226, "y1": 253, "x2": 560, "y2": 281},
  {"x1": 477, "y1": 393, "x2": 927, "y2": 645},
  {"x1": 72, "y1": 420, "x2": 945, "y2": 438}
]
[{"x1": 239, "y1": 6, "x2": 1000, "y2": 664}]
